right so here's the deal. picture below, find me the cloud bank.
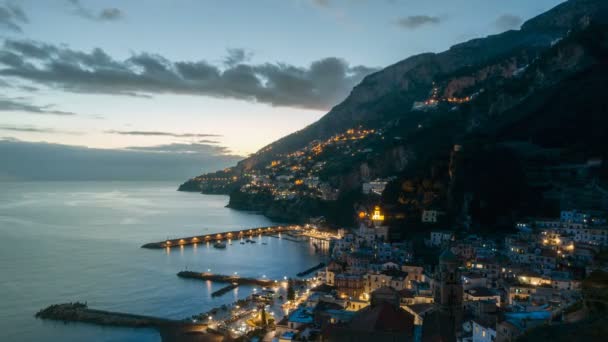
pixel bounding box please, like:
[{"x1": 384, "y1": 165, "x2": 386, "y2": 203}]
[
  {"x1": 0, "y1": 39, "x2": 377, "y2": 110},
  {"x1": 105, "y1": 130, "x2": 222, "y2": 138},
  {"x1": 0, "y1": 139, "x2": 242, "y2": 181}
]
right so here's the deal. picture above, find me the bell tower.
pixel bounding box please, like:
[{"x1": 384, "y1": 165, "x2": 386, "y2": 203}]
[{"x1": 436, "y1": 249, "x2": 463, "y2": 333}]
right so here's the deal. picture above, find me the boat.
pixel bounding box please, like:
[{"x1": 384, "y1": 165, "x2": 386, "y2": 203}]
[{"x1": 213, "y1": 242, "x2": 227, "y2": 249}]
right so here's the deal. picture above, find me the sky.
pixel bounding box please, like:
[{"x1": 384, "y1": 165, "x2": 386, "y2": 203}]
[{"x1": 0, "y1": 0, "x2": 565, "y2": 180}]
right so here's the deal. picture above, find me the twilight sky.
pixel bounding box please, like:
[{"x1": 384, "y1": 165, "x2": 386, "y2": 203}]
[{"x1": 0, "y1": 0, "x2": 564, "y2": 180}]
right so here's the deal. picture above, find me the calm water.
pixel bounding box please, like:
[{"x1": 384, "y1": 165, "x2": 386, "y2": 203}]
[{"x1": 0, "y1": 182, "x2": 322, "y2": 341}]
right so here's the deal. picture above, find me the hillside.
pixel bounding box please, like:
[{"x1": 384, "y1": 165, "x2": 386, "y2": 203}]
[{"x1": 180, "y1": 0, "x2": 608, "y2": 234}]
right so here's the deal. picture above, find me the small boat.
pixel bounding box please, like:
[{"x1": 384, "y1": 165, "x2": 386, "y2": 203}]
[
  {"x1": 213, "y1": 242, "x2": 227, "y2": 249},
  {"x1": 240, "y1": 242, "x2": 245, "y2": 245}
]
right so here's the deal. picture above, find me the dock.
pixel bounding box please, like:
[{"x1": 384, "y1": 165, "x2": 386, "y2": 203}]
[
  {"x1": 141, "y1": 225, "x2": 300, "y2": 249},
  {"x1": 35, "y1": 302, "x2": 205, "y2": 329}
]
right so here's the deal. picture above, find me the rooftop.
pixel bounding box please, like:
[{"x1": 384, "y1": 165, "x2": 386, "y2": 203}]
[
  {"x1": 288, "y1": 307, "x2": 314, "y2": 324},
  {"x1": 465, "y1": 287, "x2": 498, "y2": 297}
]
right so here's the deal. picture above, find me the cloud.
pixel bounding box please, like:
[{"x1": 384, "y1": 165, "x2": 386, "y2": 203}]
[
  {"x1": 0, "y1": 2, "x2": 28, "y2": 32},
  {"x1": 198, "y1": 139, "x2": 220, "y2": 144},
  {"x1": 0, "y1": 39, "x2": 377, "y2": 110},
  {"x1": 125, "y1": 142, "x2": 232, "y2": 155},
  {"x1": 0, "y1": 138, "x2": 243, "y2": 181},
  {"x1": 67, "y1": 0, "x2": 123, "y2": 22},
  {"x1": 224, "y1": 48, "x2": 253, "y2": 67},
  {"x1": 396, "y1": 15, "x2": 441, "y2": 30},
  {"x1": 0, "y1": 124, "x2": 81, "y2": 134},
  {"x1": 311, "y1": 0, "x2": 330, "y2": 7},
  {"x1": 105, "y1": 130, "x2": 222, "y2": 138},
  {"x1": 494, "y1": 14, "x2": 523, "y2": 31},
  {"x1": 0, "y1": 96, "x2": 77, "y2": 115}
]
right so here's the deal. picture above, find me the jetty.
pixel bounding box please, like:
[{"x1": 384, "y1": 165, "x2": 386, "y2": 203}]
[
  {"x1": 177, "y1": 271, "x2": 309, "y2": 287},
  {"x1": 211, "y1": 283, "x2": 239, "y2": 297},
  {"x1": 296, "y1": 262, "x2": 326, "y2": 277},
  {"x1": 141, "y1": 225, "x2": 301, "y2": 249},
  {"x1": 177, "y1": 271, "x2": 275, "y2": 287},
  {"x1": 35, "y1": 302, "x2": 205, "y2": 329}
]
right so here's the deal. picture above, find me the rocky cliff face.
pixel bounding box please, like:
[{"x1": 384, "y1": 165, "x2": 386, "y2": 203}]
[
  {"x1": 182, "y1": 0, "x2": 608, "y2": 229},
  {"x1": 235, "y1": 0, "x2": 608, "y2": 172}
]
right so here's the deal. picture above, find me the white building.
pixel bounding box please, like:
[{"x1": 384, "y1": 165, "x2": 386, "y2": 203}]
[
  {"x1": 472, "y1": 320, "x2": 496, "y2": 342},
  {"x1": 362, "y1": 180, "x2": 388, "y2": 195}
]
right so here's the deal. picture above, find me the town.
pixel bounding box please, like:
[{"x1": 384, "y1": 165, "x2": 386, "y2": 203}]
[
  {"x1": 185, "y1": 126, "x2": 391, "y2": 204},
  {"x1": 238, "y1": 206, "x2": 608, "y2": 342}
]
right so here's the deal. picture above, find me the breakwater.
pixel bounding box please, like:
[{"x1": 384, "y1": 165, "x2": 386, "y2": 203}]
[
  {"x1": 297, "y1": 262, "x2": 326, "y2": 277},
  {"x1": 211, "y1": 284, "x2": 239, "y2": 297},
  {"x1": 141, "y1": 225, "x2": 301, "y2": 249},
  {"x1": 177, "y1": 271, "x2": 310, "y2": 287},
  {"x1": 35, "y1": 302, "x2": 203, "y2": 329},
  {"x1": 177, "y1": 271, "x2": 275, "y2": 287}
]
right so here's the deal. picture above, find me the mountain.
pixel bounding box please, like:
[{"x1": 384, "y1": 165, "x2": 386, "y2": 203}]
[{"x1": 180, "y1": 0, "x2": 608, "y2": 233}]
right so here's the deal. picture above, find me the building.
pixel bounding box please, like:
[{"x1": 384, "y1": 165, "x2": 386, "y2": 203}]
[
  {"x1": 362, "y1": 180, "x2": 388, "y2": 195},
  {"x1": 422, "y1": 249, "x2": 464, "y2": 342},
  {"x1": 464, "y1": 287, "x2": 501, "y2": 306},
  {"x1": 472, "y1": 320, "x2": 496, "y2": 342},
  {"x1": 322, "y1": 287, "x2": 416, "y2": 341},
  {"x1": 429, "y1": 231, "x2": 454, "y2": 247},
  {"x1": 286, "y1": 307, "x2": 314, "y2": 330},
  {"x1": 335, "y1": 274, "x2": 365, "y2": 298},
  {"x1": 363, "y1": 270, "x2": 408, "y2": 295},
  {"x1": 422, "y1": 210, "x2": 442, "y2": 223}
]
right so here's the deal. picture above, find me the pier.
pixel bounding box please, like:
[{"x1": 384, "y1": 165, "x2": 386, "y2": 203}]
[
  {"x1": 35, "y1": 302, "x2": 205, "y2": 329},
  {"x1": 141, "y1": 225, "x2": 301, "y2": 249}
]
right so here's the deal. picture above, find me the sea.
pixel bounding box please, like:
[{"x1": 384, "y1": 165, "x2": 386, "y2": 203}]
[{"x1": 0, "y1": 181, "x2": 323, "y2": 341}]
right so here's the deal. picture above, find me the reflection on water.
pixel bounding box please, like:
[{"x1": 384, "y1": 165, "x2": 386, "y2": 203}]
[{"x1": 0, "y1": 181, "x2": 323, "y2": 341}]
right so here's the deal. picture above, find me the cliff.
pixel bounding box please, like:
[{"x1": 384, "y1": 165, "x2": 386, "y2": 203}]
[{"x1": 181, "y1": 0, "x2": 608, "y2": 231}]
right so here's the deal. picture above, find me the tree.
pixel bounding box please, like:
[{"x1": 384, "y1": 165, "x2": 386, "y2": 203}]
[
  {"x1": 260, "y1": 306, "x2": 267, "y2": 327},
  {"x1": 287, "y1": 280, "x2": 296, "y2": 301}
]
